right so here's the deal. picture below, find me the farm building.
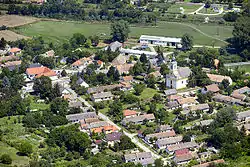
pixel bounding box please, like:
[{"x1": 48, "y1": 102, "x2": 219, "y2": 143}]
[{"x1": 139, "y1": 35, "x2": 182, "y2": 48}]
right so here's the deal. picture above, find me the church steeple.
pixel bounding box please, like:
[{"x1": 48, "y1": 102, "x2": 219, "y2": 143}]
[{"x1": 170, "y1": 56, "x2": 177, "y2": 71}]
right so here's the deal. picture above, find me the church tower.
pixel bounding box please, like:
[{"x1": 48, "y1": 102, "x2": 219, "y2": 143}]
[{"x1": 170, "y1": 56, "x2": 177, "y2": 71}]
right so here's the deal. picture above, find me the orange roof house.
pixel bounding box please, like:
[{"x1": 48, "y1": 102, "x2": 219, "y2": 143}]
[
  {"x1": 91, "y1": 125, "x2": 118, "y2": 134},
  {"x1": 26, "y1": 66, "x2": 56, "y2": 78},
  {"x1": 123, "y1": 109, "x2": 138, "y2": 117},
  {"x1": 72, "y1": 57, "x2": 93, "y2": 67},
  {"x1": 9, "y1": 47, "x2": 21, "y2": 54}
]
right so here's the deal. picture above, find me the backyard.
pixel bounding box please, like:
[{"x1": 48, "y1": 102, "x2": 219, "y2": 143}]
[{"x1": 14, "y1": 20, "x2": 233, "y2": 46}]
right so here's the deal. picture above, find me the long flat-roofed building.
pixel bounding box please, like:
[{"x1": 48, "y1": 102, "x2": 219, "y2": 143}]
[{"x1": 139, "y1": 35, "x2": 182, "y2": 48}]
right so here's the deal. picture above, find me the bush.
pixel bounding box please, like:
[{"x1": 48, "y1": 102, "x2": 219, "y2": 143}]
[
  {"x1": 223, "y1": 12, "x2": 238, "y2": 22},
  {"x1": 19, "y1": 141, "x2": 33, "y2": 155},
  {"x1": 0, "y1": 154, "x2": 12, "y2": 164}
]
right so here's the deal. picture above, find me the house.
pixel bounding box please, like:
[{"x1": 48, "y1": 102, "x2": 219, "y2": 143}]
[
  {"x1": 106, "y1": 41, "x2": 123, "y2": 52},
  {"x1": 193, "y1": 159, "x2": 225, "y2": 167},
  {"x1": 41, "y1": 50, "x2": 55, "y2": 57},
  {"x1": 238, "y1": 124, "x2": 250, "y2": 135},
  {"x1": 112, "y1": 54, "x2": 128, "y2": 66},
  {"x1": 231, "y1": 92, "x2": 246, "y2": 101},
  {"x1": 236, "y1": 110, "x2": 250, "y2": 122},
  {"x1": 156, "y1": 136, "x2": 183, "y2": 149},
  {"x1": 174, "y1": 152, "x2": 197, "y2": 165},
  {"x1": 156, "y1": 125, "x2": 173, "y2": 132},
  {"x1": 177, "y1": 97, "x2": 197, "y2": 108},
  {"x1": 120, "y1": 48, "x2": 157, "y2": 57},
  {"x1": 166, "y1": 56, "x2": 191, "y2": 89},
  {"x1": 139, "y1": 35, "x2": 182, "y2": 48},
  {"x1": 115, "y1": 63, "x2": 134, "y2": 75},
  {"x1": 87, "y1": 84, "x2": 122, "y2": 94},
  {"x1": 121, "y1": 75, "x2": 134, "y2": 83},
  {"x1": 122, "y1": 114, "x2": 155, "y2": 126},
  {"x1": 72, "y1": 57, "x2": 93, "y2": 70},
  {"x1": 105, "y1": 132, "x2": 123, "y2": 147},
  {"x1": 207, "y1": 73, "x2": 232, "y2": 85},
  {"x1": 231, "y1": 86, "x2": 250, "y2": 101},
  {"x1": 96, "y1": 60, "x2": 104, "y2": 68},
  {"x1": 0, "y1": 55, "x2": 19, "y2": 64},
  {"x1": 91, "y1": 125, "x2": 118, "y2": 134},
  {"x1": 66, "y1": 112, "x2": 97, "y2": 123},
  {"x1": 212, "y1": 94, "x2": 244, "y2": 105},
  {"x1": 201, "y1": 84, "x2": 220, "y2": 94},
  {"x1": 145, "y1": 130, "x2": 176, "y2": 143},
  {"x1": 197, "y1": 119, "x2": 214, "y2": 127},
  {"x1": 91, "y1": 92, "x2": 114, "y2": 102},
  {"x1": 166, "y1": 141, "x2": 198, "y2": 154},
  {"x1": 84, "y1": 121, "x2": 110, "y2": 130},
  {"x1": 120, "y1": 81, "x2": 133, "y2": 91},
  {"x1": 168, "y1": 95, "x2": 182, "y2": 101},
  {"x1": 76, "y1": 77, "x2": 89, "y2": 88},
  {"x1": 189, "y1": 103, "x2": 210, "y2": 112},
  {"x1": 9, "y1": 47, "x2": 21, "y2": 55},
  {"x1": 164, "y1": 89, "x2": 177, "y2": 96},
  {"x1": 166, "y1": 101, "x2": 180, "y2": 110},
  {"x1": 149, "y1": 71, "x2": 161, "y2": 78},
  {"x1": 80, "y1": 118, "x2": 100, "y2": 126},
  {"x1": 123, "y1": 109, "x2": 139, "y2": 118},
  {"x1": 124, "y1": 152, "x2": 154, "y2": 166},
  {"x1": 1, "y1": 60, "x2": 22, "y2": 71},
  {"x1": 69, "y1": 101, "x2": 82, "y2": 108},
  {"x1": 26, "y1": 66, "x2": 57, "y2": 79}
]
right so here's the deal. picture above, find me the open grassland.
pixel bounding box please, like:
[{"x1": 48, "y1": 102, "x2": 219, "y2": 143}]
[
  {"x1": 0, "y1": 30, "x2": 30, "y2": 41},
  {"x1": 0, "y1": 15, "x2": 39, "y2": 27},
  {"x1": 14, "y1": 20, "x2": 233, "y2": 46},
  {"x1": 167, "y1": 3, "x2": 202, "y2": 13},
  {"x1": 228, "y1": 64, "x2": 250, "y2": 73}
]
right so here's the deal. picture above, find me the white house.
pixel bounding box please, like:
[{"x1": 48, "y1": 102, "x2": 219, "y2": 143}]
[
  {"x1": 166, "y1": 57, "x2": 191, "y2": 89},
  {"x1": 139, "y1": 35, "x2": 182, "y2": 48}
]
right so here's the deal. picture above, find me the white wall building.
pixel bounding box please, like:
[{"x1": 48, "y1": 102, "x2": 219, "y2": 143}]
[
  {"x1": 166, "y1": 57, "x2": 191, "y2": 90},
  {"x1": 139, "y1": 35, "x2": 182, "y2": 48}
]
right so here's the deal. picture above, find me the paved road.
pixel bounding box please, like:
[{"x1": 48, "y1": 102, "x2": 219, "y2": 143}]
[
  {"x1": 189, "y1": 4, "x2": 205, "y2": 14},
  {"x1": 98, "y1": 112, "x2": 162, "y2": 160},
  {"x1": 224, "y1": 61, "x2": 250, "y2": 67}
]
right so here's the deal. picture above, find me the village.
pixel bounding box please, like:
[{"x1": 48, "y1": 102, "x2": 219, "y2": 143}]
[{"x1": 1, "y1": 31, "x2": 250, "y2": 167}]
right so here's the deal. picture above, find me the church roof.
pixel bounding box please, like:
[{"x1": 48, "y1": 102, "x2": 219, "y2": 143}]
[{"x1": 167, "y1": 67, "x2": 191, "y2": 79}]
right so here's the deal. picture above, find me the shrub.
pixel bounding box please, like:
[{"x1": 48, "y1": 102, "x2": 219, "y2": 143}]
[{"x1": 0, "y1": 154, "x2": 12, "y2": 164}]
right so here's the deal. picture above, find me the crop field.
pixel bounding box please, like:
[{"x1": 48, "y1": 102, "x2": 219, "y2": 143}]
[
  {"x1": 0, "y1": 15, "x2": 39, "y2": 27},
  {"x1": 14, "y1": 20, "x2": 233, "y2": 46},
  {"x1": 0, "y1": 30, "x2": 30, "y2": 41}
]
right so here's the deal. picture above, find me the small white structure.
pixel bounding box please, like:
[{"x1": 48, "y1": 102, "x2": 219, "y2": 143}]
[
  {"x1": 180, "y1": 7, "x2": 185, "y2": 14},
  {"x1": 139, "y1": 35, "x2": 182, "y2": 48},
  {"x1": 166, "y1": 56, "x2": 191, "y2": 89},
  {"x1": 204, "y1": 17, "x2": 209, "y2": 23}
]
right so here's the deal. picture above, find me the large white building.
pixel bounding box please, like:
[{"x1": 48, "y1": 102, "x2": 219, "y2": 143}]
[
  {"x1": 139, "y1": 35, "x2": 182, "y2": 48},
  {"x1": 166, "y1": 57, "x2": 191, "y2": 89}
]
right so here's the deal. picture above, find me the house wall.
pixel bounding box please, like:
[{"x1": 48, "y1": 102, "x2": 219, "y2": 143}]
[
  {"x1": 139, "y1": 39, "x2": 181, "y2": 48},
  {"x1": 166, "y1": 77, "x2": 188, "y2": 90}
]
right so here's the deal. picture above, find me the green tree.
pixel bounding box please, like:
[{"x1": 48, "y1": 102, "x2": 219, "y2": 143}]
[
  {"x1": 61, "y1": 70, "x2": 67, "y2": 77},
  {"x1": 108, "y1": 100, "x2": 123, "y2": 121},
  {"x1": 19, "y1": 141, "x2": 33, "y2": 155},
  {"x1": 134, "y1": 83, "x2": 145, "y2": 96},
  {"x1": 140, "y1": 53, "x2": 148, "y2": 64},
  {"x1": 146, "y1": 74, "x2": 156, "y2": 88},
  {"x1": 50, "y1": 97, "x2": 69, "y2": 115},
  {"x1": 154, "y1": 159, "x2": 164, "y2": 167},
  {"x1": 110, "y1": 20, "x2": 130, "y2": 42},
  {"x1": 181, "y1": 33, "x2": 193, "y2": 51},
  {"x1": 160, "y1": 63, "x2": 169, "y2": 76},
  {"x1": 107, "y1": 66, "x2": 120, "y2": 81},
  {"x1": 0, "y1": 154, "x2": 12, "y2": 164},
  {"x1": 33, "y1": 76, "x2": 53, "y2": 99}
]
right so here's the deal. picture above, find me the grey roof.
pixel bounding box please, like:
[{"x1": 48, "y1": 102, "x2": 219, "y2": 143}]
[
  {"x1": 199, "y1": 119, "x2": 214, "y2": 126},
  {"x1": 105, "y1": 132, "x2": 123, "y2": 142},
  {"x1": 146, "y1": 131, "x2": 176, "y2": 140},
  {"x1": 213, "y1": 94, "x2": 242, "y2": 104},
  {"x1": 122, "y1": 114, "x2": 155, "y2": 124},
  {"x1": 111, "y1": 54, "x2": 127, "y2": 66},
  {"x1": 88, "y1": 121, "x2": 110, "y2": 129},
  {"x1": 164, "y1": 89, "x2": 177, "y2": 96},
  {"x1": 167, "y1": 101, "x2": 179, "y2": 108},
  {"x1": 156, "y1": 136, "x2": 183, "y2": 147},
  {"x1": 109, "y1": 41, "x2": 122, "y2": 52},
  {"x1": 175, "y1": 153, "x2": 194, "y2": 163},
  {"x1": 236, "y1": 110, "x2": 250, "y2": 120},
  {"x1": 124, "y1": 152, "x2": 154, "y2": 165},
  {"x1": 189, "y1": 103, "x2": 209, "y2": 111},
  {"x1": 76, "y1": 77, "x2": 84, "y2": 85},
  {"x1": 167, "y1": 141, "x2": 198, "y2": 152},
  {"x1": 66, "y1": 112, "x2": 97, "y2": 122},
  {"x1": 92, "y1": 91, "x2": 114, "y2": 99},
  {"x1": 87, "y1": 84, "x2": 121, "y2": 94},
  {"x1": 157, "y1": 125, "x2": 173, "y2": 132},
  {"x1": 29, "y1": 63, "x2": 42, "y2": 68},
  {"x1": 166, "y1": 67, "x2": 191, "y2": 79},
  {"x1": 69, "y1": 101, "x2": 82, "y2": 108}
]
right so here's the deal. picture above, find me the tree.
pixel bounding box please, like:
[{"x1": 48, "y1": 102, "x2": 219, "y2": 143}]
[
  {"x1": 89, "y1": 35, "x2": 100, "y2": 46},
  {"x1": 154, "y1": 159, "x2": 164, "y2": 167},
  {"x1": 61, "y1": 70, "x2": 67, "y2": 77},
  {"x1": 0, "y1": 37, "x2": 7, "y2": 49},
  {"x1": 0, "y1": 154, "x2": 12, "y2": 164},
  {"x1": 108, "y1": 100, "x2": 123, "y2": 121},
  {"x1": 213, "y1": 107, "x2": 236, "y2": 127},
  {"x1": 33, "y1": 76, "x2": 53, "y2": 99},
  {"x1": 205, "y1": 0, "x2": 211, "y2": 9},
  {"x1": 140, "y1": 53, "x2": 148, "y2": 64},
  {"x1": 219, "y1": 79, "x2": 230, "y2": 90},
  {"x1": 134, "y1": 83, "x2": 145, "y2": 96},
  {"x1": 181, "y1": 33, "x2": 193, "y2": 51},
  {"x1": 146, "y1": 74, "x2": 156, "y2": 88},
  {"x1": 19, "y1": 141, "x2": 33, "y2": 155},
  {"x1": 53, "y1": 83, "x2": 62, "y2": 98},
  {"x1": 119, "y1": 135, "x2": 136, "y2": 150},
  {"x1": 110, "y1": 20, "x2": 130, "y2": 42},
  {"x1": 160, "y1": 63, "x2": 169, "y2": 76},
  {"x1": 107, "y1": 66, "x2": 120, "y2": 81},
  {"x1": 50, "y1": 97, "x2": 69, "y2": 115}
]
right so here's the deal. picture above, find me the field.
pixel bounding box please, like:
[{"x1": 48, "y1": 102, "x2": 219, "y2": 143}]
[
  {"x1": 14, "y1": 20, "x2": 233, "y2": 46},
  {"x1": 0, "y1": 30, "x2": 30, "y2": 41},
  {"x1": 228, "y1": 64, "x2": 250, "y2": 73},
  {"x1": 167, "y1": 3, "x2": 201, "y2": 14},
  {"x1": 0, "y1": 15, "x2": 39, "y2": 27}
]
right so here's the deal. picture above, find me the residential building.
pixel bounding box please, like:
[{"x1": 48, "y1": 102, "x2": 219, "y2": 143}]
[
  {"x1": 120, "y1": 81, "x2": 133, "y2": 91},
  {"x1": 177, "y1": 97, "x2": 197, "y2": 108},
  {"x1": 91, "y1": 125, "x2": 118, "y2": 134},
  {"x1": 201, "y1": 84, "x2": 220, "y2": 94},
  {"x1": 164, "y1": 89, "x2": 177, "y2": 96},
  {"x1": 124, "y1": 152, "x2": 154, "y2": 166},
  {"x1": 122, "y1": 114, "x2": 155, "y2": 125},
  {"x1": 189, "y1": 103, "x2": 210, "y2": 112},
  {"x1": 166, "y1": 56, "x2": 191, "y2": 89},
  {"x1": 69, "y1": 101, "x2": 82, "y2": 108},
  {"x1": 145, "y1": 130, "x2": 176, "y2": 143},
  {"x1": 120, "y1": 48, "x2": 158, "y2": 57},
  {"x1": 105, "y1": 132, "x2": 123, "y2": 147},
  {"x1": 212, "y1": 94, "x2": 244, "y2": 105},
  {"x1": 121, "y1": 75, "x2": 134, "y2": 82},
  {"x1": 236, "y1": 110, "x2": 250, "y2": 122},
  {"x1": 193, "y1": 159, "x2": 225, "y2": 167},
  {"x1": 231, "y1": 86, "x2": 250, "y2": 101},
  {"x1": 166, "y1": 101, "x2": 180, "y2": 110},
  {"x1": 139, "y1": 35, "x2": 182, "y2": 48},
  {"x1": 66, "y1": 112, "x2": 97, "y2": 123},
  {"x1": 197, "y1": 119, "x2": 214, "y2": 127},
  {"x1": 87, "y1": 84, "x2": 122, "y2": 94},
  {"x1": 1, "y1": 60, "x2": 21, "y2": 71},
  {"x1": 174, "y1": 152, "x2": 198, "y2": 165},
  {"x1": 0, "y1": 55, "x2": 19, "y2": 64},
  {"x1": 207, "y1": 73, "x2": 232, "y2": 85},
  {"x1": 72, "y1": 57, "x2": 93, "y2": 70},
  {"x1": 106, "y1": 41, "x2": 123, "y2": 52},
  {"x1": 166, "y1": 141, "x2": 198, "y2": 154},
  {"x1": 26, "y1": 66, "x2": 57, "y2": 79},
  {"x1": 112, "y1": 54, "x2": 128, "y2": 66},
  {"x1": 41, "y1": 50, "x2": 55, "y2": 57},
  {"x1": 238, "y1": 124, "x2": 250, "y2": 135},
  {"x1": 9, "y1": 47, "x2": 21, "y2": 55},
  {"x1": 91, "y1": 91, "x2": 114, "y2": 102},
  {"x1": 115, "y1": 63, "x2": 135, "y2": 75},
  {"x1": 123, "y1": 109, "x2": 139, "y2": 118},
  {"x1": 156, "y1": 125, "x2": 173, "y2": 132},
  {"x1": 156, "y1": 136, "x2": 183, "y2": 149}
]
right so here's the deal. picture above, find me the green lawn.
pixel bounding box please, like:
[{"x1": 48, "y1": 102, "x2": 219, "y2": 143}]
[
  {"x1": 228, "y1": 64, "x2": 250, "y2": 73},
  {"x1": 228, "y1": 156, "x2": 250, "y2": 167},
  {"x1": 139, "y1": 88, "x2": 158, "y2": 100},
  {"x1": 29, "y1": 96, "x2": 50, "y2": 111},
  {"x1": 167, "y1": 3, "x2": 201, "y2": 13},
  {"x1": 14, "y1": 20, "x2": 232, "y2": 46}
]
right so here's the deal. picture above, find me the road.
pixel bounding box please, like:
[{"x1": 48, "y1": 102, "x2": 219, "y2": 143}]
[
  {"x1": 224, "y1": 61, "x2": 250, "y2": 67},
  {"x1": 98, "y1": 112, "x2": 162, "y2": 160}
]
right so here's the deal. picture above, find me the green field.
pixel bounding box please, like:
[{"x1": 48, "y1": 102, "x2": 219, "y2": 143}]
[
  {"x1": 167, "y1": 3, "x2": 201, "y2": 13},
  {"x1": 14, "y1": 20, "x2": 233, "y2": 46},
  {"x1": 228, "y1": 64, "x2": 250, "y2": 73}
]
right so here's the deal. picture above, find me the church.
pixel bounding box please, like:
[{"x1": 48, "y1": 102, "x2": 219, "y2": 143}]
[{"x1": 166, "y1": 57, "x2": 191, "y2": 90}]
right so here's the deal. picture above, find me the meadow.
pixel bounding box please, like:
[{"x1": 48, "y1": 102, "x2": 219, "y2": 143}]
[{"x1": 14, "y1": 20, "x2": 233, "y2": 46}]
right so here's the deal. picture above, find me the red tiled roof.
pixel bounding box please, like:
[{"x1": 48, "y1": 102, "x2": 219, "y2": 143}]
[
  {"x1": 205, "y1": 84, "x2": 220, "y2": 93},
  {"x1": 123, "y1": 109, "x2": 137, "y2": 117},
  {"x1": 175, "y1": 149, "x2": 189, "y2": 156},
  {"x1": 26, "y1": 66, "x2": 56, "y2": 78},
  {"x1": 9, "y1": 47, "x2": 21, "y2": 53},
  {"x1": 97, "y1": 60, "x2": 103, "y2": 65},
  {"x1": 122, "y1": 75, "x2": 133, "y2": 82}
]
